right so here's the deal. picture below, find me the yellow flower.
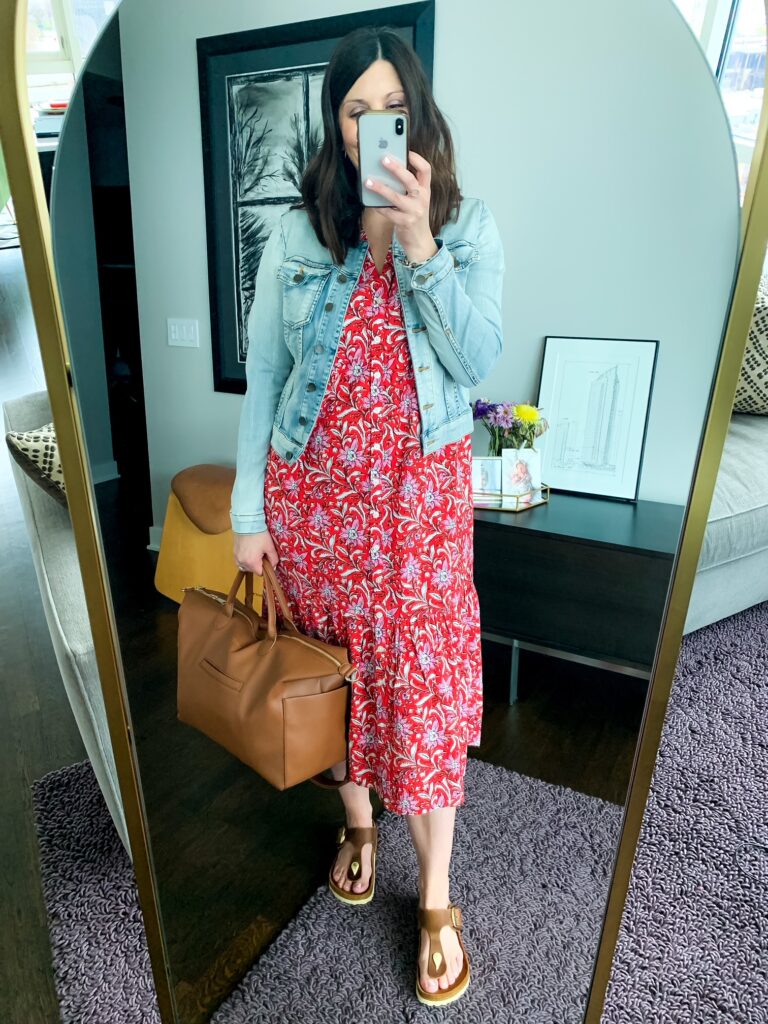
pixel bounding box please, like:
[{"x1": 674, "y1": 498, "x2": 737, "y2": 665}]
[{"x1": 514, "y1": 404, "x2": 540, "y2": 424}]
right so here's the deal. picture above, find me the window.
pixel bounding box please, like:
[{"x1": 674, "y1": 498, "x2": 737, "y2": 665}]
[
  {"x1": 70, "y1": 0, "x2": 118, "y2": 57},
  {"x1": 674, "y1": 0, "x2": 767, "y2": 204},
  {"x1": 718, "y1": 0, "x2": 766, "y2": 200},
  {"x1": 27, "y1": 0, "x2": 63, "y2": 54},
  {"x1": 25, "y1": 0, "x2": 115, "y2": 100}
]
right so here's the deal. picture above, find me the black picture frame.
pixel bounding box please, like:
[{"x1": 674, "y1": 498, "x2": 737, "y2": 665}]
[
  {"x1": 197, "y1": 2, "x2": 435, "y2": 394},
  {"x1": 534, "y1": 335, "x2": 660, "y2": 503}
]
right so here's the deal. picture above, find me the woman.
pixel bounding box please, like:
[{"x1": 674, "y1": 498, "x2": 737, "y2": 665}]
[{"x1": 230, "y1": 25, "x2": 504, "y2": 1007}]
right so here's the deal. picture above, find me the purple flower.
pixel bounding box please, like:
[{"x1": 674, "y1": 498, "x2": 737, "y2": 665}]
[
  {"x1": 487, "y1": 401, "x2": 517, "y2": 429},
  {"x1": 472, "y1": 398, "x2": 494, "y2": 419}
]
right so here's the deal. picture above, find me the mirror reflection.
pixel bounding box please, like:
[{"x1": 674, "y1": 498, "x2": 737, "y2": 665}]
[{"x1": 40, "y1": 0, "x2": 742, "y2": 1019}]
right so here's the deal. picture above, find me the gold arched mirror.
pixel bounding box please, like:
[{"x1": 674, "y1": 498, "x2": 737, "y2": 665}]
[{"x1": 2, "y1": 0, "x2": 766, "y2": 1021}]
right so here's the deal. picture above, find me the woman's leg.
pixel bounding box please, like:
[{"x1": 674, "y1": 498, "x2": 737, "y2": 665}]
[
  {"x1": 407, "y1": 806, "x2": 464, "y2": 993},
  {"x1": 328, "y1": 758, "x2": 375, "y2": 894}
]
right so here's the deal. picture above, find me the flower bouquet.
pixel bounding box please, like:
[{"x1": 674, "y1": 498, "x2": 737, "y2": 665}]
[{"x1": 471, "y1": 399, "x2": 551, "y2": 510}]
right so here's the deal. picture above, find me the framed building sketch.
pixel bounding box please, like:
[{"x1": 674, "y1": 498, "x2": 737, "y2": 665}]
[
  {"x1": 197, "y1": 1, "x2": 435, "y2": 393},
  {"x1": 535, "y1": 335, "x2": 659, "y2": 501}
]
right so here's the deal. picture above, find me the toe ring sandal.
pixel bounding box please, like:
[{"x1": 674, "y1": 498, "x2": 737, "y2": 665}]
[
  {"x1": 328, "y1": 823, "x2": 378, "y2": 906},
  {"x1": 415, "y1": 902, "x2": 471, "y2": 1006}
]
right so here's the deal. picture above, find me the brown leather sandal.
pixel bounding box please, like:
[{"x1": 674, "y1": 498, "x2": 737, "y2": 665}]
[
  {"x1": 327, "y1": 823, "x2": 378, "y2": 905},
  {"x1": 415, "y1": 902, "x2": 471, "y2": 1006}
]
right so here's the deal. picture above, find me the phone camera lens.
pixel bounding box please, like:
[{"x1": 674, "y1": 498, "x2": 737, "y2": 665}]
[{"x1": 396, "y1": 118, "x2": 403, "y2": 135}]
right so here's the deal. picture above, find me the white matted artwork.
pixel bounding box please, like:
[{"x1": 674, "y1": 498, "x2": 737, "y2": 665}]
[{"x1": 536, "y1": 336, "x2": 658, "y2": 501}]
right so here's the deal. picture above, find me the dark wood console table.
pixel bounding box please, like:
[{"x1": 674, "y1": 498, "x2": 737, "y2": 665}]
[{"x1": 473, "y1": 493, "x2": 686, "y2": 702}]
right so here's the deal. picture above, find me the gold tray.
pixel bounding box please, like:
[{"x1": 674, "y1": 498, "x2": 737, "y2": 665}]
[{"x1": 472, "y1": 483, "x2": 551, "y2": 513}]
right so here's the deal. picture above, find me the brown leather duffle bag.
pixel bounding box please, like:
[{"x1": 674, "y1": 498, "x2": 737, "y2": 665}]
[{"x1": 177, "y1": 560, "x2": 356, "y2": 790}]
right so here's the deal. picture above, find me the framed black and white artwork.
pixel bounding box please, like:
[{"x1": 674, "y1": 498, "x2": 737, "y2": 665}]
[
  {"x1": 197, "y1": 2, "x2": 435, "y2": 393},
  {"x1": 535, "y1": 335, "x2": 659, "y2": 502}
]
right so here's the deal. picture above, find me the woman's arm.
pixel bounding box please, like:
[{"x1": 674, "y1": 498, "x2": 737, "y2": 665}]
[
  {"x1": 403, "y1": 200, "x2": 505, "y2": 388},
  {"x1": 229, "y1": 219, "x2": 291, "y2": 535}
]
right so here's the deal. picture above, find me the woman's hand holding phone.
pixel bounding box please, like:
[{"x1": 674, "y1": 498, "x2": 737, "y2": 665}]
[{"x1": 364, "y1": 149, "x2": 438, "y2": 266}]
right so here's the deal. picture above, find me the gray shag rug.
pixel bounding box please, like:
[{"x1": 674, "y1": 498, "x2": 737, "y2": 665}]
[
  {"x1": 601, "y1": 602, "x2": 768, "y2": 1024},
  {"x1": 31, "y1": 601, "x2": 768, "y2": 1023}
]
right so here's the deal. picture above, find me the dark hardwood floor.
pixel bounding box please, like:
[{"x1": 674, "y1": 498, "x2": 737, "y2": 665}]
[{"x1": 0, "y1": 240, "x2": 646, "y2": 1022}]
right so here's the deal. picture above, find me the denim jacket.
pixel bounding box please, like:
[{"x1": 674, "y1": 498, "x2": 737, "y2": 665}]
[{"x1": 230, "y1": 195, "x2": 505, "y2": 534}]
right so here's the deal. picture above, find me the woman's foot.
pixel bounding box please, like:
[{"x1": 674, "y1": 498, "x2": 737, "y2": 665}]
[
  {"x1": 417, "y1": 898, "x2": 464, "y2": 993},
  {"x1": 328, "y1": 762, "x2": 376, "y2": 897},
  {"x1": 330, "y1": 818, "x2": 375, "y2": 895}
]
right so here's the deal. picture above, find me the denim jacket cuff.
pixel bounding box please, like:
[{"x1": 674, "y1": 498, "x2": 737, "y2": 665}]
[
  {"x1": 230, "y1": 511, "x2": 267, "y2": 534},
  {"x1": 403, "y1": 238, "x2": 454, "y2": 289}
]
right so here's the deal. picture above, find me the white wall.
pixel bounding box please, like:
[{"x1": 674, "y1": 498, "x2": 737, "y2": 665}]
[{"x1": 117, "y1": 0, "x2": 740, "y2": 544}]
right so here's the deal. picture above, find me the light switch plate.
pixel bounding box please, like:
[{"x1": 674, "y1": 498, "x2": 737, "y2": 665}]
[{"x1": 167, "y1": 318, "x2": 199, "y2": 347}]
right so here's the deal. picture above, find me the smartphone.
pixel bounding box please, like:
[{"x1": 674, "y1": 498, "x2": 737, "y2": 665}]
[{"x1": 357, "y1": 110, "x2": 409, "y2": 207}]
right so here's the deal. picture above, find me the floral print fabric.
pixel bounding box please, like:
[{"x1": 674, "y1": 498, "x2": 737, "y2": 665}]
[{"x1": 263, "y1": 230, "x2": 483, "y2": 815}]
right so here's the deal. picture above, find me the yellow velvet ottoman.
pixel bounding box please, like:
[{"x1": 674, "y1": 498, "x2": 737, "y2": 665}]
[{"x1": 154, "y1": 463, "x2": 264, "y2": 612}]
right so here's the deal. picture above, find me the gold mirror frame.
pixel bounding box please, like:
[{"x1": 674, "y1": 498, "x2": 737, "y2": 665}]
[
  {"x1": 0, "y1": 2, "x2": 175, "y2": 1019},
  {"x1": 1, "y1": 2, "x2": 765, "y2": 1020}
]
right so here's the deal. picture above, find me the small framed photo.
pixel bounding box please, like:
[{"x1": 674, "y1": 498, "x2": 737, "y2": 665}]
[
  {"x1": 471, "y1": 456, "x2": 502, "y2": 496},
  {"x1": 536, "y1": 335, "x2": 658, "y2": 501}
]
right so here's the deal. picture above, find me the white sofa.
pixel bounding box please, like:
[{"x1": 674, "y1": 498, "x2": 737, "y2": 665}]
[
  {"x1": 4, "y1": 390, "x2": 130, "y2": 857},
  {"x1": 683, "y1": 412, "x2": 768, "y2": 633}
]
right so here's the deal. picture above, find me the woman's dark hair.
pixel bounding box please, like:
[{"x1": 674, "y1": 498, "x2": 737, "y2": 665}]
[{"x1": 292, "y1": 26, "x2": 463, "y2": 265}]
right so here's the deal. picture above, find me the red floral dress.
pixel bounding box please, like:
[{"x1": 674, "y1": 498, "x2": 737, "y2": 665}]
[{"x1": 263, "y1": 229, "x2": 483, "y2": 815}]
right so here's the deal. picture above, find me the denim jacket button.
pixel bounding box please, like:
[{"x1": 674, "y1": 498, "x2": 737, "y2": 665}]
[
  {"x1": 324, "y1": 302, "x2": 334, "y2": 312},
  {"x1": 338, "y1": 273, "x2": 348, "y2": 283},
  {"x1": 405, "y1": 289, "x2": 414, "y2": 297},
  {"x1": 292, "y1": 272, "x2": 303, "y2": 283},
  {"x1": 307, "y1": 382, "x2": 316, "y2": 391},
  {"x1": 298, "y1": 416, "x2": 307, "y2": 425},
  {"x1": 414, "y1": 274, "x2": 426, "y2": 285},
  {"x1": 285, "y1": 451, "x2": 294, "y2": 461},
  {"x1": 314, "y1": 345, "x2": 323, "y2": 354}
]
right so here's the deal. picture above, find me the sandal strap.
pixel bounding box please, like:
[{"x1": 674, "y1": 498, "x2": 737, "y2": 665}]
[
  {"x1": 336, "y1": 824, "x2": 377, "y2": 883},
  {"x1": 418, "y1": 903, "x2": 464, "y2": 979},
  {"x1": 336, "y1": 824, "x2": 377, "y2": 848}
]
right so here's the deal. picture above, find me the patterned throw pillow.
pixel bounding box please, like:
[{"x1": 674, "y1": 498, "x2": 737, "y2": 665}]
[
  {"x1": 733, "y1": 274, "x2": 768, "y2": 414},
  {"x1": 5, "y1": 421, "x2": 68, "y2": 507}
]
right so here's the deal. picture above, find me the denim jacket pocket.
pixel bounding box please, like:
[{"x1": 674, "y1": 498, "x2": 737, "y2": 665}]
[
  {"x1": 445, "y1": 239, "x2": 479, "y2": 276},
  {"x1": 277, "y1": 258, "x2": 333, "y2": 326},
  {"x1": 276, "y1": 258, "x2": 333, "y2": 362}
]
